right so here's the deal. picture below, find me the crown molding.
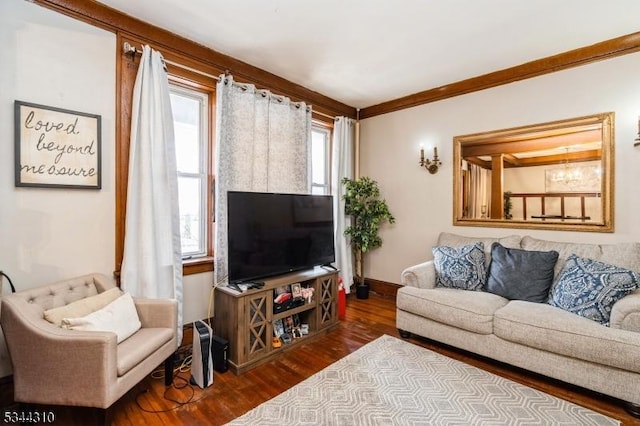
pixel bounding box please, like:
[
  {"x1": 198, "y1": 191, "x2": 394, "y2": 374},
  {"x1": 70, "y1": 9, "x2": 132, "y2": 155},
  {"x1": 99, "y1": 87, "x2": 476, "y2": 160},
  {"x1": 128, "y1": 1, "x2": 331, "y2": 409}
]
[
  {"x1": 359, "y1": 31, "x2": 640, "y2": 119},
  {"x1": 30, "y1": 0, "x2": 640, "y2": 121},
  {"x1": 31, "y1": 0, "x2": 357, "y2": 119}
]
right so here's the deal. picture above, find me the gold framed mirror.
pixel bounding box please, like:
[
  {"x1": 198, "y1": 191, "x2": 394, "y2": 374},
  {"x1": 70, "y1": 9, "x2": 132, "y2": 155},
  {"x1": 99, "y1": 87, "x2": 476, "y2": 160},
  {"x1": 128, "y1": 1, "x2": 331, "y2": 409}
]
[{"x1": 453, "y1": 112, "x2": 614, "y2": 232}]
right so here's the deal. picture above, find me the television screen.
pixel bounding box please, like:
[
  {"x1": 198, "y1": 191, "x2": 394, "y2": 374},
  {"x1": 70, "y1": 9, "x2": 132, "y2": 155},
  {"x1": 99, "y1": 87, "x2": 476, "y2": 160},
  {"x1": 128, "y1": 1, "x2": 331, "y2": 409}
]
[{"x1": 227, "y1": 191, "x2": 335, "y2": 283}]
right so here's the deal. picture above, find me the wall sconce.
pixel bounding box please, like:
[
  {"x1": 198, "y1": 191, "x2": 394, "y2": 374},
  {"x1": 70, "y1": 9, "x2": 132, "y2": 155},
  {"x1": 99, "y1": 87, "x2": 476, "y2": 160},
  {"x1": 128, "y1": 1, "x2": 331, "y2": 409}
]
[
  {"x1": 635, "y1": 116, "x2": 640, "y2": 147},
  {"x1": 419, "y1": 146, "x2": 442, "y2": 174}
]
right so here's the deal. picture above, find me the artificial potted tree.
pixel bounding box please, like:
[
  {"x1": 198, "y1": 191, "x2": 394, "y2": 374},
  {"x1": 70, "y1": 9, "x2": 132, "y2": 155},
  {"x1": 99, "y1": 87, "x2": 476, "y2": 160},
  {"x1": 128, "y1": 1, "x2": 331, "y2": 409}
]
[
  {"x1": 503, "y1": 191, "x2": 513, "y2": 220},
  {"x1": 342, "y1": 176, "x2": 395, "y2": 299}
]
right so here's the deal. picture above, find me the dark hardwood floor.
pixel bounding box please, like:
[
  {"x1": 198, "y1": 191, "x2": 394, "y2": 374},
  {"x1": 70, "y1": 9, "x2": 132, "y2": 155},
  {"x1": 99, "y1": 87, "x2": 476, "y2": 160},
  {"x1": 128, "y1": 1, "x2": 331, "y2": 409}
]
[{"x1": 1, "y1": 293, "x2": 637, "y2": 425}]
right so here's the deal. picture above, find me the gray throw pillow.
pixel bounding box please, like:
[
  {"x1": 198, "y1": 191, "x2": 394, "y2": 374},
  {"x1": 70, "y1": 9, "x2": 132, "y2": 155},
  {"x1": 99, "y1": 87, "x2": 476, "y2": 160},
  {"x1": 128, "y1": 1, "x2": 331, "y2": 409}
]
[
  {"x1": 432, "y1": 242, "x2": 486, "y2": 291},
  {"x1": 486, "y1": 242, "x2": 559, "y2": 302}
]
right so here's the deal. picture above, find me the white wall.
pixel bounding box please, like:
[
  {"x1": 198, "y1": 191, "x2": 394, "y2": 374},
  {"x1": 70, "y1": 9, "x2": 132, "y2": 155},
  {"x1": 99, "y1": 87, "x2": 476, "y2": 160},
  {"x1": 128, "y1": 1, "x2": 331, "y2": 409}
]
[
  {"x1": 1, "y1": 0, "x2": 116, "y2": 286},
  {"x1": 359, "y1": 52, "x2": 640, "y2": 284},
  {"x1": 0, "y1": 0, "x2": 116, "y2": 377},
  {"x1": 0, "y1": 0, "x2": 213, "y2": 377}
]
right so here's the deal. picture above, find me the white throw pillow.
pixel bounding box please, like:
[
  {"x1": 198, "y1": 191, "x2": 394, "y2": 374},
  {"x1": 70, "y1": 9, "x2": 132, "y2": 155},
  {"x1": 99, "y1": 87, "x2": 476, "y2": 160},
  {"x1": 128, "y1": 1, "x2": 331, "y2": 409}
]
[
  {"x1": 44, "y1": 287, "x2": 123, "y2": 327},
  {"x1": 61, "y1": 293, "x2": 141, "y2": 343}
]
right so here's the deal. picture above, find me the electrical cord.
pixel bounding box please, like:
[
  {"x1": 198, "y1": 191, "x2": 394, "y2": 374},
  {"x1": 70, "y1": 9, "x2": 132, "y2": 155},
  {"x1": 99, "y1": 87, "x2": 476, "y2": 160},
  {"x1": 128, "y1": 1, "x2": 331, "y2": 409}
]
[
  {"x1": 206, "y1": 286, "x2": 215, "y2": 328},
  {"x1": 136, "y1": 281, "x2": 220, "y2": 414},
  {"x1": 136, "y1": 353, "x2": 207, "y2": 413},
  {"x1": 135, "y1": 375, "x2": 201, "y2": 414},
  {"x1": 150, "y1": 352, "x2": 192, "y2": 379},
  {"x1": 210, "y1": 274, "x2": 228, "y2": 326},
  {"x1": 0, "y1": 271, "x2": 16, "y2": 293}
]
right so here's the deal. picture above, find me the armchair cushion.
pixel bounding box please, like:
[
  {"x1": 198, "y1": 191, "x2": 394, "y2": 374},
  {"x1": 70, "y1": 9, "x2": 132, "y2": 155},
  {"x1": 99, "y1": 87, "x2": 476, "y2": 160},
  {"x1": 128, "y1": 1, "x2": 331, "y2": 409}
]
[
  {"x1": 62, "y1": 293, "x2": 141, "y2": 343},
  {"x1": 117, "y1": 328, "x2": 174, "y2": 376},
  {"x1": 44, "y1": 287, "x2": 123, "y2": 326}
]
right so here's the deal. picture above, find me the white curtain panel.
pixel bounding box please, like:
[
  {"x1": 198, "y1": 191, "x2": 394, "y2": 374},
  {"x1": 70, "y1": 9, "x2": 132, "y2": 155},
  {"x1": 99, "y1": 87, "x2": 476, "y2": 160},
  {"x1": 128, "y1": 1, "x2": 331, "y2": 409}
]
[
  {"x1": 469, "y1": 163, "x2": 492, "y2": 218},
  {"x1": 214, "y1": 75, "x2": 311, "y2": 285},
  {"x1": 121, "y1": 45, "x2": 183, "y2": 348},
  {"x1": 331, "y1": 117, "x2": 355, "y2": 293}
]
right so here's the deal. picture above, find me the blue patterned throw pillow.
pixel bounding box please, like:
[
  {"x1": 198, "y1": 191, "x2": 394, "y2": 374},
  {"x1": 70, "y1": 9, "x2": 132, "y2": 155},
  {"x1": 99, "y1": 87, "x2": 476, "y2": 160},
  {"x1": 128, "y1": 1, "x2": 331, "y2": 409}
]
[
  {"x1": 433, "y1": 242, "x2": 487, "y2": 291},
  {"x1": 548, "y1": 254, "x2": 639, "y2": 326}
]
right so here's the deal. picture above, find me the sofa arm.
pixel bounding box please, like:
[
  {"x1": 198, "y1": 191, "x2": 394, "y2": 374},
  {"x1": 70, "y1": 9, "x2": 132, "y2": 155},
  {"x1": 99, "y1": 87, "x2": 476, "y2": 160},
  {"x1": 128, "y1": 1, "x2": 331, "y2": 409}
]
[
  {"x1": 401, "y1": 261, "x2": 437, "y2": 289},
  {"x1": 134, "y1": 298, "x2": 178, "y2": 329},
  {"x1": 611, "y1": 292, "x2": 640, "y2": 333}
]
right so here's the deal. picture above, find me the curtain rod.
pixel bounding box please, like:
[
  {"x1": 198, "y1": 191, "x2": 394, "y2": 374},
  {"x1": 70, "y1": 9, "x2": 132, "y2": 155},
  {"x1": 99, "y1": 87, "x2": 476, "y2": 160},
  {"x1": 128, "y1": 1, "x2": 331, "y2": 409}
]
[
  {"x1": 123, "y1": 41, "x2": 219, "y2": 80},
  {"x1": 122, "y1": 41, "x2": 336, "y2": 121}
]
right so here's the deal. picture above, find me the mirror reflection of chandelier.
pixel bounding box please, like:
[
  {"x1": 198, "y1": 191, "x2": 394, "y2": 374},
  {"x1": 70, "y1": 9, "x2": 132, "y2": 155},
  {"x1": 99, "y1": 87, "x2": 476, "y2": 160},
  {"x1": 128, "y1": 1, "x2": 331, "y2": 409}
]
[{"x1": 549, "y1": 147, "x2": 584, "y2": 185}]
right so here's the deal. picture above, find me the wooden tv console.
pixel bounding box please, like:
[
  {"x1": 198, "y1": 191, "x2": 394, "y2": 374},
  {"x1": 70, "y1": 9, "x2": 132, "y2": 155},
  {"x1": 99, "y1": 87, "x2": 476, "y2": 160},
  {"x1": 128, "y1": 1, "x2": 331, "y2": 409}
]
[{"x1": 214, "y1": 267, "x2": 338, "y2": 374}]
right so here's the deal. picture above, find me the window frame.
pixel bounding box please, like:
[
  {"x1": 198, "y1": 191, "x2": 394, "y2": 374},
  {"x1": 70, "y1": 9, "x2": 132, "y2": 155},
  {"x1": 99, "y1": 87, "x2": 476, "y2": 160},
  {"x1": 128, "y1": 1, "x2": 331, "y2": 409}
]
[
  {"x1": 116, "y1": 36, "x2": 216, "y2": 277},
  {"x1": 116, "y1": 36, "x2": 343, "y2": 279},
  {"x1": 311, "y1": 122, "x2": 333, "y2": 195},
  {"x1": 169, "y1": 84, "x2": 210, "y2": 260}
]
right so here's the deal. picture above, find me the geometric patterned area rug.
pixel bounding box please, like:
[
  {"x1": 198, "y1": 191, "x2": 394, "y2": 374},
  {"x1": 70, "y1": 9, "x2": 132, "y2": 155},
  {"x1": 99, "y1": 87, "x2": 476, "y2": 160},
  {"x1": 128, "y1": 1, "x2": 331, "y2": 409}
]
[{"x1": 226, "y1": 335, "x2": 619, "y2": 426}]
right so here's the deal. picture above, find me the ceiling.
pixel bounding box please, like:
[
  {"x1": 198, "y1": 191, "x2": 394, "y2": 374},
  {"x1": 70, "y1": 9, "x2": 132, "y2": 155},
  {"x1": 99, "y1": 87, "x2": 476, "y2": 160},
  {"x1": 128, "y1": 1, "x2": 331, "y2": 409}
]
[{"x1": 96, "y1": 0, "x2": 640, "y2": 109}]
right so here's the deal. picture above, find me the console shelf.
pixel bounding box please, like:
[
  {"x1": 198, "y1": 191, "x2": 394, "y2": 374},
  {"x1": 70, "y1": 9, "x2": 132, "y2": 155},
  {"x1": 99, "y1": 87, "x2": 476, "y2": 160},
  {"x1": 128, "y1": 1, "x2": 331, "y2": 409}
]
[
  {"x1": 214, "y1": 267, "x2": 338, "y2": 374},
  {"x1": 272, "y1": 303, "x2": 314, "y2": 321}
]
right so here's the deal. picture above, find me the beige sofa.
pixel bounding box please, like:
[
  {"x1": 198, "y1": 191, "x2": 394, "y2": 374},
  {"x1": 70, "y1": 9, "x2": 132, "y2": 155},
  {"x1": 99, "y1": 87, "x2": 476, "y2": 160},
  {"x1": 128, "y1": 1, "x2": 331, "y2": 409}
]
[
  {"x1": 397, "y1": 233, "x2": 640, "y2": 415},
  {"x1": 1, "y1": 273, "x2": 177, "y2": 415}
]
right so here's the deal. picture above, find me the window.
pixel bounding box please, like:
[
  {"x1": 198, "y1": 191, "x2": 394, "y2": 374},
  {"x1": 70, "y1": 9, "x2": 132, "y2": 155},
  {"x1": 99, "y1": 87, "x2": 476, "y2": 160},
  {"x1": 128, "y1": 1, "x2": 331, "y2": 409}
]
[
  {"x1": 117, "y1": 38, "x2": 344, "y2": 277},
  {"x1": 311, "y1": 125, "x2": 331, "y2": 195},
  {"x1": 170, "y1": 85, "x2": 209, "y2": 259}
]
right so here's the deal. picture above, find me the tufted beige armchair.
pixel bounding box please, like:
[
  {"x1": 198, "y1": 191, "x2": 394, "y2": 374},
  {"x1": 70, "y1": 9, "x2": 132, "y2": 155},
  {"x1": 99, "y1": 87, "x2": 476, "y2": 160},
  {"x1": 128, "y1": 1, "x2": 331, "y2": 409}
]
[{"x1": 0, "y1": 273, "x2": 177, "y2": 416}]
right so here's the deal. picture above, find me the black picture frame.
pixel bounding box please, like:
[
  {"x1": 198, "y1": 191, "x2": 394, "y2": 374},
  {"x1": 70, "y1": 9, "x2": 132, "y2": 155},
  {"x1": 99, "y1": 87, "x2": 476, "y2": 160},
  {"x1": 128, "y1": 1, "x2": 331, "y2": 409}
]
[{"x1": 14, "y1": 100, "x2": 102, "y2": 189}]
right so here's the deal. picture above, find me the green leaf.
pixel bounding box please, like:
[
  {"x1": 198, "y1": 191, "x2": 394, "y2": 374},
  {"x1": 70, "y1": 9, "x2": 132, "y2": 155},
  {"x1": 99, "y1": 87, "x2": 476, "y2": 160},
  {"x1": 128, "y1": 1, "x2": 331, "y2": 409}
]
[{"x1": 341, "y1": 176, "x2": 395, "y2": 261}]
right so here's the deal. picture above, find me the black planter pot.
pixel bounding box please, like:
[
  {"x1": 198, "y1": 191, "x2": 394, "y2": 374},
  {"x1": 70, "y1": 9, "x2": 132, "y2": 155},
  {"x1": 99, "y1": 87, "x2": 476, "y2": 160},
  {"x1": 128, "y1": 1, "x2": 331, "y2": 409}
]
[{"x1": 355, "y1": 284, "x2": 369, "y2": 300}]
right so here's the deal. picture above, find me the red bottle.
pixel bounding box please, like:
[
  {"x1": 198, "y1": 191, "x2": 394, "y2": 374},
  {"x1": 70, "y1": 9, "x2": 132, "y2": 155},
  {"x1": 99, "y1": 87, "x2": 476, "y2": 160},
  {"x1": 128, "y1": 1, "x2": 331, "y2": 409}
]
[{"x1": 338, "y1": 277, "x2": 346, "y2": 320}]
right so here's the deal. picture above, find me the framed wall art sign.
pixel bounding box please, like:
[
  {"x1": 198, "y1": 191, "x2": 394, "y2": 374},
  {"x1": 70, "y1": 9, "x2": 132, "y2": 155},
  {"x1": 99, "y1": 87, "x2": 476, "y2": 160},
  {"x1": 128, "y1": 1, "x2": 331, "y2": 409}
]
[{"x1": 14, "y1": 100, "x2": 101, "y2": 189}]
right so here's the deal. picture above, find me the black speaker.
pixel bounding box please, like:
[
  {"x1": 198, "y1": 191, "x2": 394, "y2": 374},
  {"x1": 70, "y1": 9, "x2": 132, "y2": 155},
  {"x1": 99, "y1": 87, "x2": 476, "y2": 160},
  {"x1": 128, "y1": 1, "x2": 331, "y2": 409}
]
[{"x1": 212, "y1": 335, "x2": 229, "y2": 373}]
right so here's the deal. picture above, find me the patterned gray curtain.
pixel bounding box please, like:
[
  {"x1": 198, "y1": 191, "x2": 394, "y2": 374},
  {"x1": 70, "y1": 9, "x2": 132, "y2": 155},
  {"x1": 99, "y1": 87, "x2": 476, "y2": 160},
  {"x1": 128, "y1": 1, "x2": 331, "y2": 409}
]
[{"x1": 214, "y1": 75, "x2": 312, "y2": 285}]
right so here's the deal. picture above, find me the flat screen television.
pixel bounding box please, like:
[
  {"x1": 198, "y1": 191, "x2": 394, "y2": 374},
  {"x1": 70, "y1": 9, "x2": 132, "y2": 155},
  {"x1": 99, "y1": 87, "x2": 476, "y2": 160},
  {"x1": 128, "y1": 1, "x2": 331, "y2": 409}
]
[{"x1": 227, "y1": 191, "x2": 335, "y2": 283}]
